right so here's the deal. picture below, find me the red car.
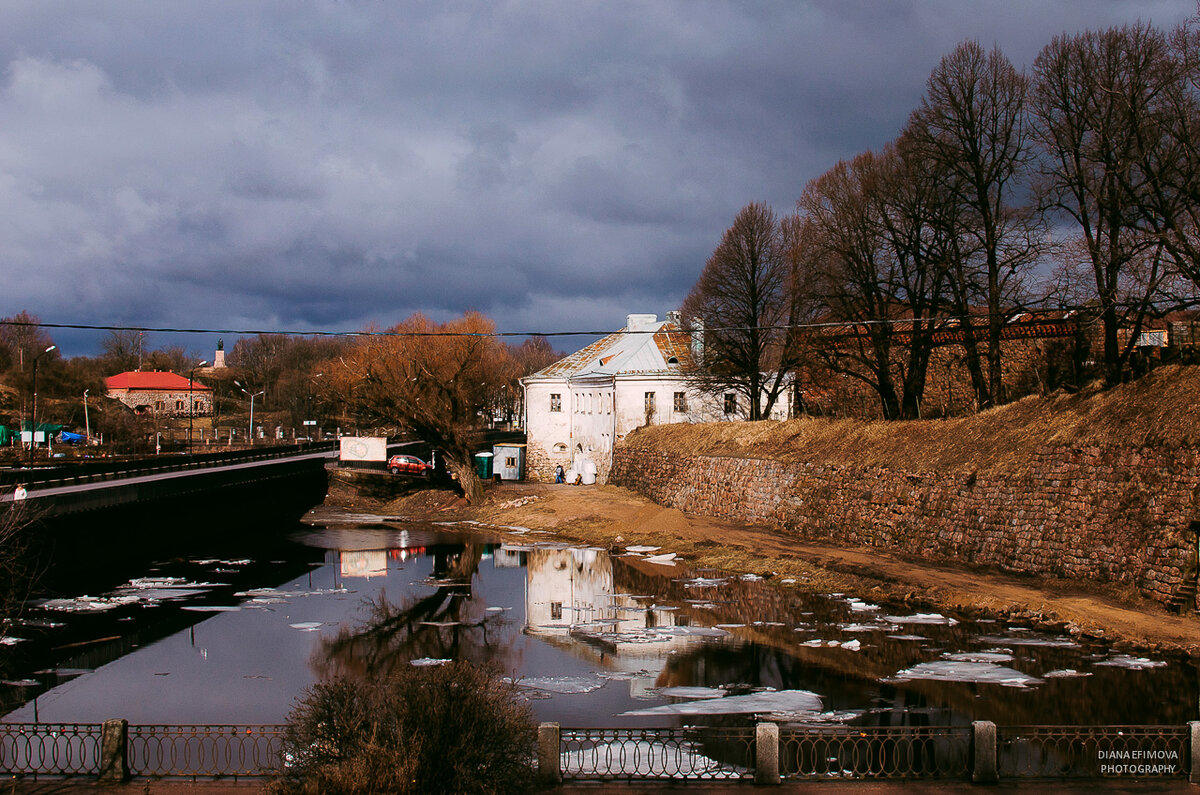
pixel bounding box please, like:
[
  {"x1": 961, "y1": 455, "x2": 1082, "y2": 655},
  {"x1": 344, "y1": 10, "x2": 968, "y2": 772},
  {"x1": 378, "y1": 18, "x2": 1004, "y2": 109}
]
[{"x1": 389, "y1": 454, "x2": 432, "y2": 477}]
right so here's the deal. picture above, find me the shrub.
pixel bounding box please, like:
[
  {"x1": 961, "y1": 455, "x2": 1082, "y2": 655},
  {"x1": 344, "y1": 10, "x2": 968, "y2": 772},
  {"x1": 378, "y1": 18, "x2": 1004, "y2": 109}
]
[{"x1": 270, "y1": 661, "x2": 536, "y2": 795}]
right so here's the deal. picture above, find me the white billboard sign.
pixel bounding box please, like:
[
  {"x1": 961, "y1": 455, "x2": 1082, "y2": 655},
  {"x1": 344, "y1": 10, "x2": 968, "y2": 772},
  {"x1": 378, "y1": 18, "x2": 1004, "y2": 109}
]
[{"x1": 339, "y1": 436, "x2": 388, "y2": 463}]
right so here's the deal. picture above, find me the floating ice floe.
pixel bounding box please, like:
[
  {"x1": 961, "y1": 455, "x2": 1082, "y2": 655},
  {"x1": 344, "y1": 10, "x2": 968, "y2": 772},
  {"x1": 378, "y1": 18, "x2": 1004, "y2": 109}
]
[
  {"x1": 740, "y1": 574, "x2": 762, "y2": 582},
  {"x1": 658, "y1": 686, "x2": 725, "y2": 699},
  {"x1": 683, "y1": 577, "x2": 728, "y2": 589},
  {"x1": 625, "y1": 546, "x2": 660, "y2": 554},
  {"x1": 410, "y1": 658, "x2": 451, "y2": 667},
  {"x1": 512, "y1": 675, "x2": 607, "y2": 695},
  {"x1": 643, "y1": 553, "x2": 677, "y2": 565},
  {"x1": 885, "y1": 634, "x2": 926, "y2": 641},
  {"x1": 975, "y1": 635, "x2": 1079, "y2": 649},
  {"x1": 1043, "y1": 669, "x2": 1093, "y2": 679},
  {"x1": 752, "y1": 621, "x2": 786, "y2": 627},
  {"x1": 0, "y1": 637, "x2": 25, "y2": 646},
  {"x1": 236, "y1": 587, "x2": 349, "y2": 600},
  {"x1": 883, "y1": 613, "x2": 959, "y2": 626},
  {"x1": 486, "y1": 606, "x2": 510, "y2": 613},
  {"x1": 621, "y1": 689, "x2": 823, "y2": 717},
  {"x1": 780, "y1": 578, "x2": 797, "y2": 584},
  {"x1": 180, "y1": 606, "x2": 241, "y2": 612},
  {"x1": 943, "y1": 651, "x2": 1015, "y2": 663},
  {"x1": 886, "y1": 661, "x2": 1042, "y2": 688},
  {"x1": 561, "y1": 739, "x2": 742, "y2": 779},
  {"x1": 38, "y1": 595, "x2": 143, "y2": 613},
  {"x1": 716, "y1": 623, "x2": 745, "y2": 629},
  {"x1": 2, "y1": 679, "x2": 39, "y2": 687},
  {"x1": 1093, "y1": 654, "x2": 1166, "y2": 670},
  {"x1": 288, "y1": 622, "x2": 324, "y2": 632},
  {"x1": 846, "y1": 599, "x2": 879, "y2": 612},
  {"x1": 840, "y1": 623, "x2": 900, "y2": 633}
]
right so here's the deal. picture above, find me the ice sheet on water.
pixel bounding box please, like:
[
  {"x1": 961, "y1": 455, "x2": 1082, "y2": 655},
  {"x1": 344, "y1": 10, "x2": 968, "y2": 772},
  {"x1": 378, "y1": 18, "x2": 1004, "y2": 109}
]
[
  {"x1": 288, "y1": 622, "x2": 324, "y2": 632},
  {"x1": 621, "y1": 689, "x2": 823, "y2": 717},
  {"x1": 180, "y1": 606, "x2": 241, "y2": 612},
  {"x1": 740, "y1": 573, "x2": 762, "y2": 581},
  {"x1": 840, "y1": 623, "x2": 901, "y2": 633},
  {"x1": 513, "y1": 675, "x2": 607, "y2": 695},
  {"x1": 943, "y1": 651, "x2": 1015, "y2": 663},
  {"x1": 561, "y1": 740, "x2": 741, "y2": 778},
  {"x1": 1093, "y1": 654, "x2": 1166, "y2": 670},
  {"x1": 39, "y1": 595, "x2": 143, "y2": 613},
  {"x1": 410, "y1": 658, "x2": 451, "y2": 667},
  {"x1": 1043, "y1": 669, "x2": 1093, "y2": 679},
  {"x1": 886, "y1": 661, "x2": 1042, "y2": 688},
  {"x1": 682, "y1": 577, "x2": 729, "y2": 589},
  {"x1": 885, "y1": 634, "x2": 926, "y2": 641},
  {"x1": 845, "y1": 598, "x2": 879, "y2": 612},
  {"x1": 0, "y1": 636, "x2": 25, "y2": 645},
  {"x1": 975, "y1": 634, "x2": 1080, "y2": 648},
  {"x1": 658, "y1": 686, "x2": 725, "y2": 699},
  {"x1": 596, "y1": 669, "x2": 652, "y2": 681},
  {"x1": 883, "y1": 613, "x2": 959, "y2": 626},
  {"x1": 643, "y1": 553, "x2": 677, "y2": 565},
  {"x1": 625, "y1": 545, "x2": 660, "y2": 554},
  {"x1": 236, "y1": 587, "x2": 349, "y2": 600}
]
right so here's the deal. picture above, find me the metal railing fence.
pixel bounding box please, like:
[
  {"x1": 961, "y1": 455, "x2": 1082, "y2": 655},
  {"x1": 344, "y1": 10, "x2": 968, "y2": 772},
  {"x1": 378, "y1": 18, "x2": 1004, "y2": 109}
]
[
  {"x1": 998, "y1": 725, "x2": 1189, "y2": 779},
  {"x1": 560, "y1": 726, "x2": 754, "y2": 781},
  {"x1": 128, "y1": 724, "x2": 285, "y2": 779},
  {"x1": 0, "y1": 723, "x2": 101, "y2": 776},
  {"x1": 780, "y1": 725, "x2": 972, "y2": 780}
]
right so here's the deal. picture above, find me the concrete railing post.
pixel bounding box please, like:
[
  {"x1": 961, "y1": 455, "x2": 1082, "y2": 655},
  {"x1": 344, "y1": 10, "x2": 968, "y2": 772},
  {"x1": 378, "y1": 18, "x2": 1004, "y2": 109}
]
[
  {"x1": 98, "y1": 718, "x2": 129, "y2": 783},
  {"x1": 537, "y1": 722, "x2": 561, "y2": 785},
  {"x1": 755, "y1": 721, "x2": 780, "y2": 785},
  {"x1": 1189, "y1": 721, "x2": 1200, "y2": 784},
  {"x1": 972, "y1": 720, "x2": 998, "y2": 784}
]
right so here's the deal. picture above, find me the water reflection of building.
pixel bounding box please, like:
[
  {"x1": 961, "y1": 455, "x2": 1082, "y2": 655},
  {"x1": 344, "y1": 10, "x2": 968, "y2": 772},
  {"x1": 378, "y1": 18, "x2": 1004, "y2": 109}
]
[{"x1": 340, "y1": 549, "x2": 387, "y2": 579}]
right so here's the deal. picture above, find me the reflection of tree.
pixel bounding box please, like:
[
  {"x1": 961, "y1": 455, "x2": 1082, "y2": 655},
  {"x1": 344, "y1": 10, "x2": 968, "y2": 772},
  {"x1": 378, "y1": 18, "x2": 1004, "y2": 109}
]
[{"x1": 313, "y1": 543, "x2": 514, "y2": 681}]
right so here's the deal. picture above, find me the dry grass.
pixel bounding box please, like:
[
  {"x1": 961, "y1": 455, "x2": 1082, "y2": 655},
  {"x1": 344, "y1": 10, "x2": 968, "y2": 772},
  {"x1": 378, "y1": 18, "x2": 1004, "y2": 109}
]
[{"x1": 624, "y1": 365, "x2": 1200, "y2": 475}]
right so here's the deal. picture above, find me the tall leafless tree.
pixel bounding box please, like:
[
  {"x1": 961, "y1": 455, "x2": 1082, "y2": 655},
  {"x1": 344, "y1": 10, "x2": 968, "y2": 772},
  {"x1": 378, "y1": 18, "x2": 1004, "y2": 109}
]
[
  {"x1": 1031, "y1": 24, "x2": 1183, "y2": 385},
  {"x1": 907, "y1": 40, "x2": 1039, "y2": 406},
  {"x1": 682, "y1": 202, "x2": 801, "y2": 421}
]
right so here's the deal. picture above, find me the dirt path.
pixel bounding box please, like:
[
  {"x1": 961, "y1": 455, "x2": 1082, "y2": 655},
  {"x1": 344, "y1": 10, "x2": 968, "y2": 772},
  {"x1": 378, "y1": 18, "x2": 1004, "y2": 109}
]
[{"x1": 391, "y1": 481, "x2": 1200, "y2": 656}]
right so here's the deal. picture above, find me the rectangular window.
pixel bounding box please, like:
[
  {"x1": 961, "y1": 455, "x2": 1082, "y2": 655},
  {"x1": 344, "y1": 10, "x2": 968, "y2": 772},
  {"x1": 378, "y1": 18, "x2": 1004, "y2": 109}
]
[
  {"x1": 175, "y1": 400, "x2": 184, "y2": 411},
  {"x1": 673, "y1": 391, "x2": 687, "y2": 413},
  {"x1": 550, "y1": 393, "x2": 561, "y2": 412},
  {"x1": 550, "y1": 602, "x2": 563, "y2": 620},
  {"x1": 724, "y1": 393, "x2": 737, "y2": 414},
  {"x1": 644, "y1": 392, "x2": 656, "y2": 416},
  {"x1": 505, "y1": 456, "x2": 516, "y2": 468}
]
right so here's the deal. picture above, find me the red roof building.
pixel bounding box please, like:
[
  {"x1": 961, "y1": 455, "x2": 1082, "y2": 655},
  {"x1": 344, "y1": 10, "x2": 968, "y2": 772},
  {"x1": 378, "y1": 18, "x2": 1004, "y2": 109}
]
[{"x1": 105, "y1": 371, "x2": 213, "y2": 417}]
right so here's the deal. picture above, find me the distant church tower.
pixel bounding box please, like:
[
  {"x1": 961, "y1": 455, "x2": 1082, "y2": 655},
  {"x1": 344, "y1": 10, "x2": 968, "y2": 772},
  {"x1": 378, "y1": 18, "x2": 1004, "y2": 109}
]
[{"x1": 213, "y1": 338, "x2": 226, "y2": 369}]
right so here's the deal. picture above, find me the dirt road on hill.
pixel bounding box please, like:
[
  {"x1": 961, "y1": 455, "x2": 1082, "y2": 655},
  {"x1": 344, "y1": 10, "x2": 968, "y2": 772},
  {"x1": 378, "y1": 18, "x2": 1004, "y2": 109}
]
[{"x1": 390, "y1": 481, "x2": 1200, "y2": 656}]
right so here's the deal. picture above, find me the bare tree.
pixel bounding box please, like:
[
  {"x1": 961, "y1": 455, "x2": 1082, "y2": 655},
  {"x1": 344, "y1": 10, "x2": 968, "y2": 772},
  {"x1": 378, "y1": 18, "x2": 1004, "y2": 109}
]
[
  {"x1": 100, "y1": 330, "x2": 145, "y2": 373},
  {"x1": 907, "y1": 40, "x2": 1039, "y2": 406},
  {"x1": 326, "y1": 313, "x2": 513, "y2": 503},
  {"x1": 1031, "y1": 24, "x2": 1183, "y2": 384},
  {"x1": 799, "y1": 140, "x2": 954, "y2": 420},
  {"x1": 682, "y1": 202, "x2": 798, "y2": 420}
]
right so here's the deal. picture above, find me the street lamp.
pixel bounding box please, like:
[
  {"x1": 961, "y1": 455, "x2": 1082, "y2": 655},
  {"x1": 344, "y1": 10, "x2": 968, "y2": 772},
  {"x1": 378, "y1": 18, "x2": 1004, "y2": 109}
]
[
  {"x1": 236, "y1": 381, "x2": 265, "y2": 445},
  {"x1": 29, "y1": 344, "x2": 56, "y2": 458},
  {"x1": 83, "y1": 389, "x2": 90, "y2": 443},
  {"x1": 188, "y1": 361, "x2": 208, "y2": 453}
]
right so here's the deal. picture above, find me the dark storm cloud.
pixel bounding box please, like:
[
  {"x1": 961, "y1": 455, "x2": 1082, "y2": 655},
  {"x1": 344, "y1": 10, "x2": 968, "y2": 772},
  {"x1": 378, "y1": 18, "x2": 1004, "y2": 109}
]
[{"x1": 0, "y1": 0, "x2": 1193, "y2": 354}]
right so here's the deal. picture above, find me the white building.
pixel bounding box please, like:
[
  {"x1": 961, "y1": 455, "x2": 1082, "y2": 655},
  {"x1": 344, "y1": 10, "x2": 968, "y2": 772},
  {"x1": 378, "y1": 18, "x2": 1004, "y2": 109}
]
[{"x1": 522, "y1": 312, "x2": 732, "y2": 482}]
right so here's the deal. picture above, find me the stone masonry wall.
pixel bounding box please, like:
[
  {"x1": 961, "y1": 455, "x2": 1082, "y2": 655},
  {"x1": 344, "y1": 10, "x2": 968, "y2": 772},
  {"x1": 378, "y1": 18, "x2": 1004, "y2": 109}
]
[{"x1": 610, "y1": 444, "x2": 1200, "y2": 606}]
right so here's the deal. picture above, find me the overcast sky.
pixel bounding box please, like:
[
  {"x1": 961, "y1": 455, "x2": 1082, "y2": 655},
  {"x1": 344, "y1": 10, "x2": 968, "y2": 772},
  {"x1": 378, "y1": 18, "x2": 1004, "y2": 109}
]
[{"x1": 1, "y1": 0, "x2": 1194, "y2": 357}]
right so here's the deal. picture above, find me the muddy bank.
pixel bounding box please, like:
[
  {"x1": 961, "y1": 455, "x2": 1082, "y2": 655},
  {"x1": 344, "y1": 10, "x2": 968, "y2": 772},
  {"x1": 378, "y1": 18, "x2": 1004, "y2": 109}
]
[{"x1": 323, "y1": 477, "x2": 1200, "y2": 657}]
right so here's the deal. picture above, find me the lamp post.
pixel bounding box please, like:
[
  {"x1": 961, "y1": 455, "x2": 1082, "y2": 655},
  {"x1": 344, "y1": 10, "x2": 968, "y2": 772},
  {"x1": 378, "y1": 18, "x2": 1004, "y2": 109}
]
[
  {"x1": 29, "y1": 344, "x2": 56, "y2": 459},
  {"x1": 83, "y1": 389, "x2": 90, "y2": 443},
  {"x1": 187, "y1": 361, "x2": 208, "y2": 453},
  {"x1": 236, "y1": 382, "x2": 265, "y2": 445}
]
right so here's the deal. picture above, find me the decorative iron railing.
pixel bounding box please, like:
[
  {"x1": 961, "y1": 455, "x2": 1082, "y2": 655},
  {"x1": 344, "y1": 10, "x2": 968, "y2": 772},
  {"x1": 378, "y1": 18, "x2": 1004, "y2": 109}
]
[
  {"x1": 127, "y1": 724, "x2": 285, "y2": 779},
  {"x1": 998, "y1": 725, "x2": 1189, "y2": 779},
  {"x1": 780, "y1": 725, "x2": 972, "y2": 780},
  {"x1": 0, "y1": 723, "x2": 101, "y2": 776},
  {"x1": 560, "y1": 727, "x2": 754, "y2": 781},
  {"x1": 0, "y1": 721, "x2": 1196, "y2": 783}
]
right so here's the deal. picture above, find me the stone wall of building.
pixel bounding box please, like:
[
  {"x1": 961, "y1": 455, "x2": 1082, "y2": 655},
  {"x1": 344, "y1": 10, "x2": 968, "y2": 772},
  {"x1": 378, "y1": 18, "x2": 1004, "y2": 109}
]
[{"x1": 610, "y1": 444, "x2": 1200, "y2": 607}]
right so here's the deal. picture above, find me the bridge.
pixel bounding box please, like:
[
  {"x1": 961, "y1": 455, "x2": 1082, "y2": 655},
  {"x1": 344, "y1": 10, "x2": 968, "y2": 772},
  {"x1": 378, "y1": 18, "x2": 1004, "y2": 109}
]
[{"x1": 0, "y1": 442, "x2": 343, "y2": 517}]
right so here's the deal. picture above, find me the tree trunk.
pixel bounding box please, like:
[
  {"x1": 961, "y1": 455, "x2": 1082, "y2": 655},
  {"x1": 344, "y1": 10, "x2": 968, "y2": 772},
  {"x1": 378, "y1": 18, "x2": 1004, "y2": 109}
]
[{"x1": 446, "y1": 456, "x2": 484, "y2": 504}]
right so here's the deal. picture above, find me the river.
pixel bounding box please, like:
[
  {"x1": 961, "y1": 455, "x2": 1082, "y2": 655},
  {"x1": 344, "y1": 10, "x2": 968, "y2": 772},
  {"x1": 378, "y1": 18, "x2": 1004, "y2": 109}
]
[{"x1": 1, "y1": 507, "x2": 1194, "y2": 729}]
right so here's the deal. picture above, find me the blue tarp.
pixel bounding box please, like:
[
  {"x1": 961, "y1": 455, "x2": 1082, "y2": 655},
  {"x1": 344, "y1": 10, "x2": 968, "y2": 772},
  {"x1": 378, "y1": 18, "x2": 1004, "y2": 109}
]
[{"x1": 58, "y1": 431, "x2": 86, "y2": 445}]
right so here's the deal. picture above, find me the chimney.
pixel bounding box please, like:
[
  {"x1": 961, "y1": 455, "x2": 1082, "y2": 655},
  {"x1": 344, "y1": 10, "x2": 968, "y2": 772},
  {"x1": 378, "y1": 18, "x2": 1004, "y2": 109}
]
[{"x1": 625, "y1": 313, "x2": 658, "y2": 332}]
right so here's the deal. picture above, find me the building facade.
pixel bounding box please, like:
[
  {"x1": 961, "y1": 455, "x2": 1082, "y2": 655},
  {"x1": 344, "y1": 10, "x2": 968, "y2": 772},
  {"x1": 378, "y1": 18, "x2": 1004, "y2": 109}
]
[
  {"x1": 105, "y1": 371, "x2": 213, "y2": 417},
  {"x1": 522, "y1": 313, "x2": 733, "y2": 482}
]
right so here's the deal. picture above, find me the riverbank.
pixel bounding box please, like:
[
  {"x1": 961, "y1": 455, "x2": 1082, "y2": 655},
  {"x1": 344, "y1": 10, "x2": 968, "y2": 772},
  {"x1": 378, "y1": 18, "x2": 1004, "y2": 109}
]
[{"x1": 330, "y1": 478, "x2": 1200, "y2": 656}]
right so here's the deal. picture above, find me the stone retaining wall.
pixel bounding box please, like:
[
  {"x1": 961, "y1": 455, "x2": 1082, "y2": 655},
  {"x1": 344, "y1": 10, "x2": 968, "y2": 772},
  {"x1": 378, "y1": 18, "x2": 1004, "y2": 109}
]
[{"x1": 610, "y1": 444, "x2": 1200, "y2": 606}]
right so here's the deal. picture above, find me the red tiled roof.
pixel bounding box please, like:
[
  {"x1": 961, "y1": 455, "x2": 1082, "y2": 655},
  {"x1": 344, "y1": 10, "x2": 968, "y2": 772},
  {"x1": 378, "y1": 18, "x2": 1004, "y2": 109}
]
[{"x1": 105, "y1": 371, "x2": 212, "y2": 391}]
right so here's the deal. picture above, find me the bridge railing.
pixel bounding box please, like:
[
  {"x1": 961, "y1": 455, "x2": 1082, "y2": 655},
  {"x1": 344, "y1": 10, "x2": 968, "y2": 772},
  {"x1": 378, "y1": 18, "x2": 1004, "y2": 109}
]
[{"x1": 0, "y1": 441, "x2": 338, "y2": 490}]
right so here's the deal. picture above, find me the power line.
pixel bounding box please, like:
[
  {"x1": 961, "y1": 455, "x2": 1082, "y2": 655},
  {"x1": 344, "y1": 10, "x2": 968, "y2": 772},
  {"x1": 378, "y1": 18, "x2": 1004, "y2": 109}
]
[{"x1": 0, "y1": 303, "x2": 1186, "y2": 340}]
